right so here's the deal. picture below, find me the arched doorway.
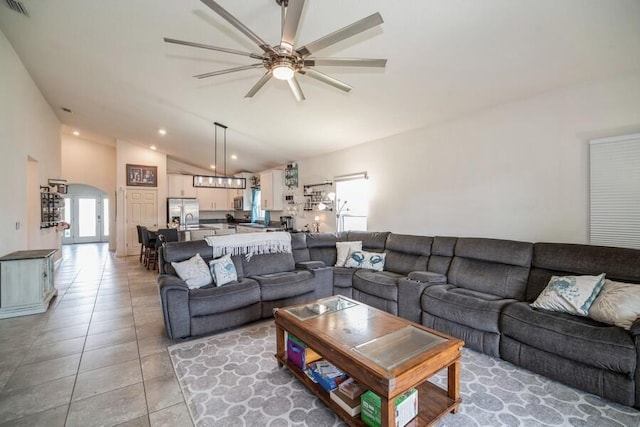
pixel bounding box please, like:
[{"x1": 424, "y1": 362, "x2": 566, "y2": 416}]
[{"x1": 62, "y1": 184, "x2": 109, "y2": 244}]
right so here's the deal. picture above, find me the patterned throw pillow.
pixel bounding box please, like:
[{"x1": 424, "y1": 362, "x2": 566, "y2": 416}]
[
  {"x1": 209, "y1": 254, "x2": 238, "y2": 286},
  {"x1": 588, "y1": 279, "x2": 640, "y2": 330},
  {"x1": 344, "y1": 250, "x2": 386, "y2": 271},
  {"x1": 335, "y1": 241, "x2": 362, "y2": 267},
  {"x1": 171, "y1": 253, "x2": 212, "y2": 289},
  {"x1": 530, "y1": 273, "x2": 606, "y2": 316}
]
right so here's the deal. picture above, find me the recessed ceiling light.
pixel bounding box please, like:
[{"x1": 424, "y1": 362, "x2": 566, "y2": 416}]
[
  {"x1": 72, "y1": 130, "x2": 80, "y2": 136},
  {"x1": 210, "y1": 165, "x2": 216, "y2": 169},
  {"x1": 150, "y1": 145, "x2": 157, "y2": 150},
  {"x1": 230, "y1": 154, "x2": 238, "y2": 160},
  {"x1": 158, "y1": 129, "x2": 167, "y2": 136}
]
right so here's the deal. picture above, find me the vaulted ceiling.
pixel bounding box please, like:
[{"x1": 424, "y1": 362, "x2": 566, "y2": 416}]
[{"x1": 1, "y1": 0, "x2": 639, "y2": 173}]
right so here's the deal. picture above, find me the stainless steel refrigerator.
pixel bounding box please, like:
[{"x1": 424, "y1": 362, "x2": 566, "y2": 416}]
[{"x1": 167, "y1": 198, "x2": 199, "y2": 227}]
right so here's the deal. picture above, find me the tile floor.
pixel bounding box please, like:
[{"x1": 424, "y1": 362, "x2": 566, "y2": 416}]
[{"x1": 0, "y1": 243, "x2": 192, "y2": 426}]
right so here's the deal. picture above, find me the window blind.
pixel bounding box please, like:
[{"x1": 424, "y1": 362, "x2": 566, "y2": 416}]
[{"x1": 589, "y1": 133, "x2": 640, "y2": 249}]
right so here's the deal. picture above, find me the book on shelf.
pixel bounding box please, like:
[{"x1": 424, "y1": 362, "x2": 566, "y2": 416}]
[
  {"x1": 330, "y1": 388, "x2": 362, "y2": 417},
  {"x1": 338, "y1": 377, "x2": 367, "y2": 400}
]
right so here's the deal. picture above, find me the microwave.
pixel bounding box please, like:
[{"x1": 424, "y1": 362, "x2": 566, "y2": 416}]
[{"x1": 233, "y1": 196, "x2": 244, "y2": 210}]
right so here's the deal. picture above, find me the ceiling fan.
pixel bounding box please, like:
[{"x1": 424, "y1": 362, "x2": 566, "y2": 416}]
[{"x1": 164, "y1": 0, "x2": 387, "y2": 101}]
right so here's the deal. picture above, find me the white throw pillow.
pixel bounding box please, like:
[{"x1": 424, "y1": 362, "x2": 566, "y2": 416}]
[
  {"x1": 335, "y1": 241, "x2": 362, "y2": 267},
  {"x1": 344, "y1": 250, "x2": 386, "y2": 271},
  {"x1": 171, "y1": 253, "x2": 213, "y2": 289},
  {"x1": 530, "y1": 274, "x2": 606, "y2": 316},
  {"x1": 209, "y1": 254, "x2": 238, "y2": 286},
  {"x1": 588, "y1": 279, "x2": 640, "y2": 330}
]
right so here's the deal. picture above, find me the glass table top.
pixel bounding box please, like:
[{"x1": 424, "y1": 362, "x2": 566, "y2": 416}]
[
  {"x1": 352, "y1": 325, "x2": 447, "y2": 371},
  {"x1": 284, "y1": 296, "x2": 358, "y2": 321}
]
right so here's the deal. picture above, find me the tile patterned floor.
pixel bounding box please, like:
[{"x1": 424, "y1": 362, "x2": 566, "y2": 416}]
[{"x1": 0, "y1": 243, "x2": 192, "y2": 427}]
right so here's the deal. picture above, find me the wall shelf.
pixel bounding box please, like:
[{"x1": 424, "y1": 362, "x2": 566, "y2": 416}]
[
  {"x1": 303, "y1": 182, "x2": 334, "y2": 211},
  {"x1": 40, "y1": 186, "x2": 64, "y2": 229}
]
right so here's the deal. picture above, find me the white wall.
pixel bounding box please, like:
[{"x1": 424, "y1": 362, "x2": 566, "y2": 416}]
[
  {"x1": 115, "y1": 140, "x2": 167, "y2": 256},
  {"x1": 297, "y1": 72, "x2": 640, "y2": 244},
  {"x1": 0, "y1": 30, "x2": 62, "y2": 257},
  {"x1": 61, "y1": 134, "x2": 117, "y2": 250}
]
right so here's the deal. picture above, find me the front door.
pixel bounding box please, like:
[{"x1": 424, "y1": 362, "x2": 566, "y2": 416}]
[
  {"x1": 126, "y1": 188, "x2": 158, "y2": 256},
  {"x1": 62, "y1": 195, "x2": 109, "y2": 244}
]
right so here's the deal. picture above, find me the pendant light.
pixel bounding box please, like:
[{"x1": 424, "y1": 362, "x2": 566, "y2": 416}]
[{"x1": 193, "y1": 122, "x2": 246, "y2": 189}]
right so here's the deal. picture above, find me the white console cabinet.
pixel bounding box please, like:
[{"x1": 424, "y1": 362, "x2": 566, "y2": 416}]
[{"x1": 0, "y1": 249, "x2": 57, "y2": 319}]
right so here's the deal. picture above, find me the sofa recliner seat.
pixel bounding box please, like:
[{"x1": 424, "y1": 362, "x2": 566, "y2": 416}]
[
  {"x1": 418, "y1": 237, "x2": 533, "y2": 358},
  {"x1": 500, "y1": 242, "x2": 640, "y2": 407},
  {"x1": 352, "y1": 233, "x2": 432, "y2": 315}
]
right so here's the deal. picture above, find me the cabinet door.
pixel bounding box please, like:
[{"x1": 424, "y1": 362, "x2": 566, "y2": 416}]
[
  {"x1": 181, "y1": 175, "x2": 197, "y2": 198},
  {"x1": 197, "y1": 188, "x2": 229, "y2": 210},
  {"x1": 260, "y1": 170, "x2": 284, "y2": 211},
  {"x1": 1, "y1": 259, "x2": 42, "y2": 307},
  {"x1": 167, "y1": 174, "x2": 183, "y2": 197},
  {"x1": 260, "y1": 172, "x2": 273, "y2": 210}
]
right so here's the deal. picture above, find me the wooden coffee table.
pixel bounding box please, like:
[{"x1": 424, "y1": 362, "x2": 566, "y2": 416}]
[{"x1": 274, "y1": 296, "x2": 464, "y2": 426}]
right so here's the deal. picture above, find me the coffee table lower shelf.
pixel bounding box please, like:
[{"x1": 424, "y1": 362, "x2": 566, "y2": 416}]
[{"x1": 275, "y1": 355, "x2": 460, "y2": 427}]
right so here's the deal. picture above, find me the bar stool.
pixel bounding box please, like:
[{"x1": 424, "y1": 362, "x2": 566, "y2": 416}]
[
  {"x1": 153, "y1": 228, "x2": 179, "y2": 272},
  {"x1": 141, "y1": 228, "x2": 158, "y2": 270},
  {"x1": 136, "y1": 225, "x2": 145, "y2": 263}
]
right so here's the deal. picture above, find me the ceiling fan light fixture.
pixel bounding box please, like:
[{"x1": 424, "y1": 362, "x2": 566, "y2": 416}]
[{"x1": 273, "y1": 64, "x2": 294, "y2": 80}]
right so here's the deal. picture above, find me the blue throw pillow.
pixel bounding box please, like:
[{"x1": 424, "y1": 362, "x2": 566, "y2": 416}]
[{"x1": 208, "y1": 254, "x2": 238, "y2": 286}]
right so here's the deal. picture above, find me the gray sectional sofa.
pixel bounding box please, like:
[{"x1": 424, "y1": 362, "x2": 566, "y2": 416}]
[{"x1": 156, "y1": 231, "x2": 640, "y2": 408}]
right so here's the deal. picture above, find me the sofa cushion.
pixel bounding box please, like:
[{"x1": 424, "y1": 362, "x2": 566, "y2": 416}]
[
  {"x1": 306, "y1": 232, "x2": 345, "y2": 266},
  {"x1": 421, "y1": 284, "x2": 515, "y2": 334},
  {"x1": 333, "y1": 267, "x2": 357, "y2": 289},
  {"x1": 383, "y1": 233, "x2": 432, "y2": 275},
  {"x1": 353, "y1": 270, "x2": 403, "y2": 301},
  {"x1": 501, "y1": 302, "x2": 636, "y2": 375},
  {"x1": 290, "y1": 232, "x2": 310, "y2": 263},
  {"x1": 254, "y1": 270, "x2": 316, "y2": 301},
  {"x1": 527, "y1": 242, "x2": 640, "y2": 301},
  {"x1": 347, "y1": 231, "x2": 389, "y2": 252},
  {"x1": 428, "y1": 236, "x2": 457, "y2": 275},
  {"x1": 588, "y1": 279, "x2": 640, "y2": 330},
  {"x1": 448, "y1": 238, "x2": 533, "y2": 300},
  {"x1": 530, "y1": 274, "x2": 605, "y2": 316},
  {"x1": 188, "y1": 278, "x2": 260, "y2": 316},
  {"x1": 242, "y1": 253, "x2": 295, "y2": 276}
]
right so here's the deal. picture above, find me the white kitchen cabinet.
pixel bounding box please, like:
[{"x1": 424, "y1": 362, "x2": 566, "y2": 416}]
[
  {"x1": 260, "y1": 170, "x2": 284, "y2": 211},
  {"x1": 168, "y1": 174, "x2": 197, "y2": 198},
  {"x1": 0, "y1": 249, "x2": 57, "y2": 319},
  {"x1": 197, "y1": 187, "x2": 229, "y2": 211}
]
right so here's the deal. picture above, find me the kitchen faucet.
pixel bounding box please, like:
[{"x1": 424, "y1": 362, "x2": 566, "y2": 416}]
[{"x1": 185, "y1": 213, "x2": 194, "y2": 228}]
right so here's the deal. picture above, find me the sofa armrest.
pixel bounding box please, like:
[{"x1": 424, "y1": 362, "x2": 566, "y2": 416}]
[
  {"x1": 398, "y1": 277, "x2": 436, "y2": 323},
  {"x1": 296, "y1": 261, "x2": 327, "y2": 270},
  {"x1": 157, "y1": 274, "x2": 191, "y2": 339},
  {"x1": 630, "y1": 317, "x2": 640, "y2": 337},
  {"x1": 407, "y1": 271, "x2": 447, "y2": 284},
  {"x1": 311, "y1": 266, "x2": 334, "y2": 299}
]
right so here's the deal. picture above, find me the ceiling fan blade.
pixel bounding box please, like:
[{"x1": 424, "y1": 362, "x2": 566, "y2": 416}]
[
  {"x1": 164, "y1": 38, "x2": 265, "y2": 60},
  {"x1": 245, "y1": 72, "x2": 272, "y2": 98},
  {"x1": 299, "y1": 69, "x2": 352, "y2": 92},
  {"x1": 194, "y1": 63, "x2": 264, "y2": 79},
  {"x1": 287, "y1": 76, "x2": 306, "y2": 101},
  {"x1": 304, "y1": 58, "x2": 387, "y2": 67},
  {"x1": 200, "y1": 0, "x2": 275, "y2": 54},
  {"x1": 296, "y1": 12, "x2": 383, "y2": 57},
  {"x1": 281, "y1": 0, "x2": 305, "y2": 49}
]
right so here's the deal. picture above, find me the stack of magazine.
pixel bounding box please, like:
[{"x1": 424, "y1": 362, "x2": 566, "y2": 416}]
[{"x1": 329, "y1": 378, "x2": 368, "y2": 417}]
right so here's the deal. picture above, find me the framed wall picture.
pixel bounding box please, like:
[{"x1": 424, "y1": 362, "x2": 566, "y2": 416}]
[{"x1": 127, "y1": 164, "x2": 157, "y2": 187}]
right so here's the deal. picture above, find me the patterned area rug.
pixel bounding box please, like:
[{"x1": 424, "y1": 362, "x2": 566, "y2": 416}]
[{"x1": 168, "y1": 321, "x2": 640, "y2": 427}]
